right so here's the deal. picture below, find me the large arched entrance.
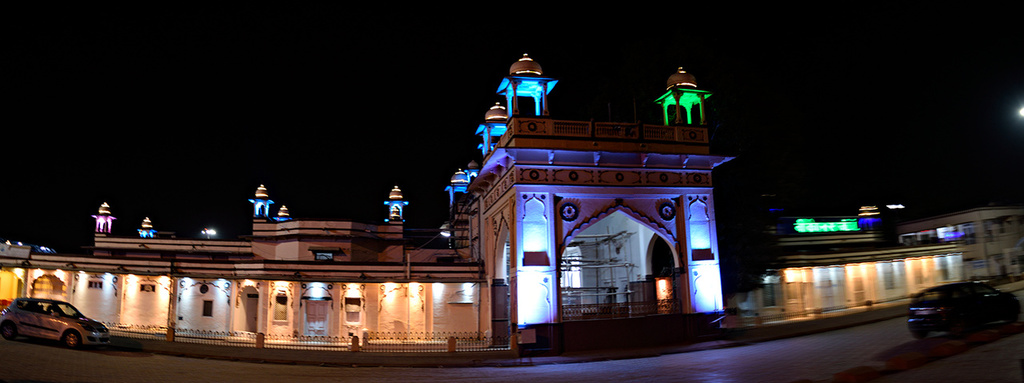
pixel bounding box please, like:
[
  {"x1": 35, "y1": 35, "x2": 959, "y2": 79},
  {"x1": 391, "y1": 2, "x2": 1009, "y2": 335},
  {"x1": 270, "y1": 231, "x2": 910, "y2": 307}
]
[
  {"x1": 559, "y1": 211, "x2": 678, "y2": 320},
  {"x1": 31, "y1": 275, "x2": 66, "y2": 301}
]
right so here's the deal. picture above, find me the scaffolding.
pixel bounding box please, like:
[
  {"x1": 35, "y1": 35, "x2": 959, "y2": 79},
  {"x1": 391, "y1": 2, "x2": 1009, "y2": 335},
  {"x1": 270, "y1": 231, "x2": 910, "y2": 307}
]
[{"x1": 560, "y1": 231, "x2": 636, "y2": 306}]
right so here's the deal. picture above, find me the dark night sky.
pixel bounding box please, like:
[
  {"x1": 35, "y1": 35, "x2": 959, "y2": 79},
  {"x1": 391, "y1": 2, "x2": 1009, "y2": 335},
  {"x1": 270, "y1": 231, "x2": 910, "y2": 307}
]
[{"x1": 5, "y1": 6, "x2": 1023, "y2": 253}]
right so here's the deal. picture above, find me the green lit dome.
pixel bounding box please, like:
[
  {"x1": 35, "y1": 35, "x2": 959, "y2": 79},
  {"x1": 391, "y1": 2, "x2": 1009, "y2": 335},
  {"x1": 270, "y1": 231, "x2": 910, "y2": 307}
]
[{"x1": 667, "y1": 67, "x2": 697, "y2": 89}]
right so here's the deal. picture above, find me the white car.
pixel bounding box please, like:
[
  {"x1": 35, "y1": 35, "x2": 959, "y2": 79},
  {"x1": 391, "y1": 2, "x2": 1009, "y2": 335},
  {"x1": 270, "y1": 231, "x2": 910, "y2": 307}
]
[{"x1": 0, "y1": 298, "x2": 110, "y2": 348}]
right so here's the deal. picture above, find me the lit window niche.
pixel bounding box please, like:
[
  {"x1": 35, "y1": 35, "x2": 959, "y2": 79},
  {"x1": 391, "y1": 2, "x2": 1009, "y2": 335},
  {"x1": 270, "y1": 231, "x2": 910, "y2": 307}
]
[
  {"x1": 688, "y1": 198, "x2": 713, "y2": 261},
  {"x1": 521, "y1": 197, "x2": 549, "y2": 267},
  {"x1": 274, "y1": 294, "x2": 288, "y2": 321}
]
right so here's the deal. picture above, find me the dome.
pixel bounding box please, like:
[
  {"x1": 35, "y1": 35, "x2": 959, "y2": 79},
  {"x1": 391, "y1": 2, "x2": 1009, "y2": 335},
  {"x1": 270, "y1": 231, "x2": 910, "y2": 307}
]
[
  {"x1": 97, "y1": 202, "x2": 111, "y2": 215},
  {"x1": 510, "y1": 54, "x2": 543, "y2": 76},
  {"x1": 277, "y1": 206, "x2": 290, "y2": 218},
  {"x1": 450, "y1": 169, "x2": 469, "y2": 184},
  {"x1": 141, "y1": 217, "x2": 153, "y2": 229},
  {"x1": 484, "y1": 102, "x2": 508, "y2": 121},
  {"x1": 254, "y1": 184, "x2": 269, "y2": 199},
  {"x1": 467, "y1": 160, "x2": 480, "y2": 170},
  {"x1": 667, "y1": 67, "x2": 697, "y2": 89},
  {"x1": 389, "y1": 185, "x2": 404, "y2": 200}
]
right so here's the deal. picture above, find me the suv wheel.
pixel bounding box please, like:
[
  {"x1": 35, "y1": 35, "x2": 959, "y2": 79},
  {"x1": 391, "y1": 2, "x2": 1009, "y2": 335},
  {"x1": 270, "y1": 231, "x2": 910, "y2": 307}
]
[
  {"x1": 61, "y1": 330, "x2": 82, "y2": 348},
  {"x1": 0, "y1": 322, "x2": 16, "y2": 340}
]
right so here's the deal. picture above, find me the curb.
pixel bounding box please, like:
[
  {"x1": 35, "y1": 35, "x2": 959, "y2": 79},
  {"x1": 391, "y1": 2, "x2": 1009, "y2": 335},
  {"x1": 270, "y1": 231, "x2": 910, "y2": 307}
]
[{"x1": 820, "y1": 321, "x2": 1021, "y2": 383}]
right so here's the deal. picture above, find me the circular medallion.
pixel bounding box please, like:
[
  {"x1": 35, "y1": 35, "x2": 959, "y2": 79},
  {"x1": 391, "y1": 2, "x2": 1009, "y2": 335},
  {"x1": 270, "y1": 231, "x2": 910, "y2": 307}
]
[
  {"x1": 527, "y1": 122, "x2": 538, "y2": 132},
  {"x1": 658, "y1": 201, "x2": 676, "y2": 221},
  {"x1": 568, "y1": 171, "x2": 579, "y2": 181},
  {"x1": 688, "y1": 131, "x2": 698, "y2": 139},
  {"x1": 199, "y1": 285, "x2": 209, "y2": 294},
  {"x1": 693, "y1": 174, "x2": 703, "y2": 183},
  {"x1": 529, "y1": 170, "x2": 540, "y2": 180},
  {"x1": 560, "y1": 202, "x2": 580, "y2": 222},
  {"x1": 615, "y1": 173, "x2": 624, "y2": 182},
  {"x1": 659, "y1": 173, "x2": 669, "y2": 183}
]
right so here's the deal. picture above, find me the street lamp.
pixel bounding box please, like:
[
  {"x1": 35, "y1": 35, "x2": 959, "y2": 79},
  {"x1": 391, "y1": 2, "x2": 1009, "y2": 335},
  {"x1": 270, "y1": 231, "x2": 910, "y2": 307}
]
[
  {"x1": 202, "y1": 228, "x2": 217, "y2": 239},
  {"x1": 1019, "y1": 106, "x2": 1024, "y2": 117}
]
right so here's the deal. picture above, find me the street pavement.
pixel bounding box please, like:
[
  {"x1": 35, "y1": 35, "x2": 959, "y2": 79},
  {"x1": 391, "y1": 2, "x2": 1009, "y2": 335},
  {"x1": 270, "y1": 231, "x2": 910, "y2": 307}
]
[{"x1": 3, "y1": 280, "x2": 1022, "y2": 382}]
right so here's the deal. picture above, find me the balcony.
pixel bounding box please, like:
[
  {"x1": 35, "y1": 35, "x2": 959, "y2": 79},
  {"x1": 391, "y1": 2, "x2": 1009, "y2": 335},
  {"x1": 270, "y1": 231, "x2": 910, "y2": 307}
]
[{"x1": 494, "y1": 117, "x2": 710, "y2": 156}]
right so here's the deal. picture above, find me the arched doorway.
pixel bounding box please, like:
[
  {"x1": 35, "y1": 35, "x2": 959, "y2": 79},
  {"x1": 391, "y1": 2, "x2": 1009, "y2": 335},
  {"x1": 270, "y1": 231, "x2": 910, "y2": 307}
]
[
  {"x1": 491, "y1": 226, "x2": 511, "y2": 343},
  {"x1": 240, "y1": 286, "x2": 259, "y2": 333},
  {"x1": 560, "y1": 210, "x2": 676, "y2": 320},
  {"x1": 31, "y1": 275, "x2": 65, "y2": 301}
]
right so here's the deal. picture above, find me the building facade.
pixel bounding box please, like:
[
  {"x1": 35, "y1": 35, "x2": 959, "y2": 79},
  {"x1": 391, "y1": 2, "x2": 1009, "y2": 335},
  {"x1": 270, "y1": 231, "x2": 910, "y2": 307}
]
[
  {"x1": 1, "y1": 185, "x2": 486, "y2": 341},
  {"x1": 897, "y1": 205, "x2": 1024, "y2": 279}
]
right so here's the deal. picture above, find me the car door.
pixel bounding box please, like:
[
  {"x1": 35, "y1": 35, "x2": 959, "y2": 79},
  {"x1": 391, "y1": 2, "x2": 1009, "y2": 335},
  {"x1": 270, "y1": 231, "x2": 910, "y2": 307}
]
[
  {"x1": 969, "y1": 284, "x2": 1003, "y2": 323},
  {"x1": 14, "y1": 301, "x2": 44, "y2": 337},
  {"x1": 35, "y1": 303, "x2": 67, "y2": 341}
]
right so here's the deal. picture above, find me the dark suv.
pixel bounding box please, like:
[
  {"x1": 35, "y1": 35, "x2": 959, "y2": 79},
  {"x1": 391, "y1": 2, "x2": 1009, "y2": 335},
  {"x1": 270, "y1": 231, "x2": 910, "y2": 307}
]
[
  {"x1": 908, "y1": 281, "x2": 1019, "y2": 338},
  {"x1": 0, "y1": 298, "x2": 110, "y2": 348}
]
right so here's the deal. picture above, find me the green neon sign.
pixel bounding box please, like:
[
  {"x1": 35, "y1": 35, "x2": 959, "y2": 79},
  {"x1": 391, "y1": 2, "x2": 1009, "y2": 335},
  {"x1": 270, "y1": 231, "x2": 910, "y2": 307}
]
[{"x1": 793, "y1": 218, "x2": 860, "y2": 233}]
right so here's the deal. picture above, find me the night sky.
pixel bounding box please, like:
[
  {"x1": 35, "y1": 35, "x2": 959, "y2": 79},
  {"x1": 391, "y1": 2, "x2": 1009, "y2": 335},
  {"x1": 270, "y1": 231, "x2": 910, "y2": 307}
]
[{"x1": 5, "y1": 6, "x2": 1023, "y2": 254}]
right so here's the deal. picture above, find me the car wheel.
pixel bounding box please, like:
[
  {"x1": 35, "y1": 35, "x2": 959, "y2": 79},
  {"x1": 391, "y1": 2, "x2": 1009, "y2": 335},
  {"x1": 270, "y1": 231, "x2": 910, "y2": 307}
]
[
  {"x1": 911, "y1": 330, "x2": 928, "y2": 339},
  {"x1": 0, "y1": 322, "x2": 16, "y2": 340},
  {"x1": 61, "y1": 330, "x2": 82, "y2": 348}
]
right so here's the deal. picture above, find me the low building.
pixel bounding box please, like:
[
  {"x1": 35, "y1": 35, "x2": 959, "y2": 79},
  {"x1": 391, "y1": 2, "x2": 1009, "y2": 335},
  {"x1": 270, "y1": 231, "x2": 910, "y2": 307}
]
[
  {"x1": 729, "y1": 208, "x2": 966, "y2": 323},
  {"x1": 0, "y1": 185, "x2": 486, "y2": 340},
  {"x1": 896, "y1": 205, "x2": 1024, "y2": 279}
]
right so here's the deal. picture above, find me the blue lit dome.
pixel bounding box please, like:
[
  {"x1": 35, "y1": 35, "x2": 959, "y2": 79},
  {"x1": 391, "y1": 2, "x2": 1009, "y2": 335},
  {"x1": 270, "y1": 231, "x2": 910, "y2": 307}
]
[
  {"x1": 510, "y1": 54, "x2": 543, "y2": 76},
  {"x1": 485, "y1": 102, "x2": 508, "y2": 121},
  {"x1": 255, "y1": 184, "x2": 269, "y2": 199},
  {"x1": 667, "y1": 67, "x2": 697, "y2": 89},
  {"x1": 389, "y1": 185, "x2": 404, "y2": 200},
  {"x1": 450, "y1": 169, "x2": 469, "y2": 184}
]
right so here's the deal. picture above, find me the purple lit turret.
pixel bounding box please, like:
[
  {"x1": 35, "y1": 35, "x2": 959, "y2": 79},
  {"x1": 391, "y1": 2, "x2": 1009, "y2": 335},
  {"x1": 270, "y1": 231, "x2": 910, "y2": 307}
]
[{"x1": 92, "y1": 202, "x2": 116, "y2": 233}]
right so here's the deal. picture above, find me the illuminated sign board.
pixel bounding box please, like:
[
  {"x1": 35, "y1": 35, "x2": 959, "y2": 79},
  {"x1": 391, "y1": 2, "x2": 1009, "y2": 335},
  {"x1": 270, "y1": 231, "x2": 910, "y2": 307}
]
[{"x1": 793, "y1": 218, "x2": 860, "y2": 233}]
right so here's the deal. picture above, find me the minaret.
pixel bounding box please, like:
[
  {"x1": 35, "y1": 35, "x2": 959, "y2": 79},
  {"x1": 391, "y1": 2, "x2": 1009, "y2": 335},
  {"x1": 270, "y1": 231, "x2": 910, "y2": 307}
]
[
  {"x1": 476, "y1": 102, "x2": 508, "y2": 156},
  {"x1": 654, "y1": 67, "x2": 712, "y2": 126},
  {"x1": 138, "y1": 217, "x2": 156, "y2": 238},
  {"x1": 445, "y1": 169, "x2": 470, "y2": 208},
  {"x1": 384, "y1": 185, "x2": 408, "y2": 223},
  {"x1": 248, "y1": 184, "x2": 274, "y2": 220},
  {"x1": 497, "y1": 54, "x2": 558, "y2": 117},
  {"x1": 92, "y1": 202, "x2": 116, "y2": 234}
]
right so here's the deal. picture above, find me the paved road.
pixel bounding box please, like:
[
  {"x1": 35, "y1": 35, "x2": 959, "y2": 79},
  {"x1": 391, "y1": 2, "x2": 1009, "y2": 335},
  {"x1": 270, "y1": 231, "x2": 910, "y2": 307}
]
[
  {"x1": 0, "y1": 316, "x2": 920, "y2": 382},
  {"x1": 4, "y1": 289, "x2": 1021, "y2": 382}
]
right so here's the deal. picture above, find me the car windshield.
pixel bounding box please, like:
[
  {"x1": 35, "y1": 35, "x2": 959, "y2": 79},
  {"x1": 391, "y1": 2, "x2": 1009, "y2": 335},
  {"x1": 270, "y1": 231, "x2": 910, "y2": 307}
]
[{"x1": 912, "y1": 289, "x2": 949, "y2": 304}]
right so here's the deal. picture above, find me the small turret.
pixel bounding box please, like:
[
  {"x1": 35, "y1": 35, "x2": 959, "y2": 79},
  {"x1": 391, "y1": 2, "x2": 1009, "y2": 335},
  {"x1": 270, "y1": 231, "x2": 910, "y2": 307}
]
[
  {"x1": 248, "y1": 184, "x2": 275, "y2": 219},
  {"x1": 92, "y1": 202, "x2": 117, "y2": 233},
  {"x1": 384, "y1": 185, "x2": 409, "y2": 223},
  {"x1": 138, "y1": 217, "x2": 156, "y2": 238}
]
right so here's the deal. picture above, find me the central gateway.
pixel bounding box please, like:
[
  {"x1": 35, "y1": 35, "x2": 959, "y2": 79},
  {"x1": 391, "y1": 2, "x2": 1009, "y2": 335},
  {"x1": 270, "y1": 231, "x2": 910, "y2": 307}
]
[{"x1": 460, "y1": 57, "x2": 732, "y2": 353}]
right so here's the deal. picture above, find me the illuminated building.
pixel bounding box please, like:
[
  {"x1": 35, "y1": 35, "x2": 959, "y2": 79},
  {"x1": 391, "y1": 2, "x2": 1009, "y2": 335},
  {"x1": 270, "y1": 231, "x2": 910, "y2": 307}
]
[
  {"x1": 0, "y1": 55, "x2": 736, "y2": 354},
  {"x1": 459, "y1": 55, "x2": 731, "y2": 353}
]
